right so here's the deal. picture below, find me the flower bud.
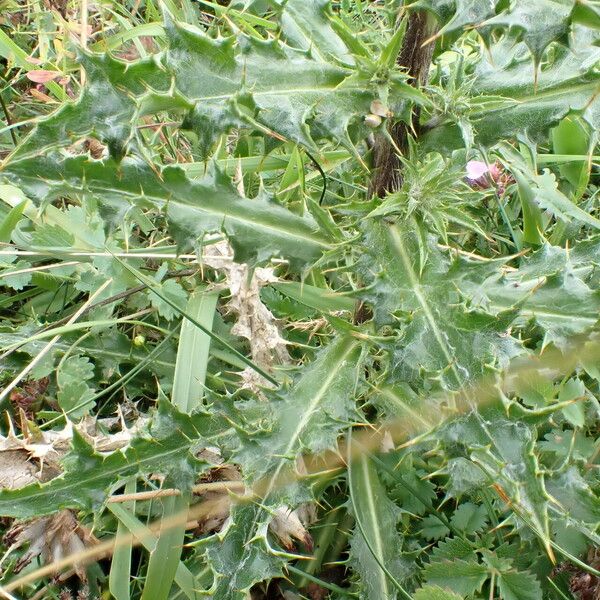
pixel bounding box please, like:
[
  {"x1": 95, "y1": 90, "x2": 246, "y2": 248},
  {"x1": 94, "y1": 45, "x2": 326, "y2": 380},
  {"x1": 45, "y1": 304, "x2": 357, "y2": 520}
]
[{"x1": 365, "y1": 113, "x2": 382, "y2": 128}]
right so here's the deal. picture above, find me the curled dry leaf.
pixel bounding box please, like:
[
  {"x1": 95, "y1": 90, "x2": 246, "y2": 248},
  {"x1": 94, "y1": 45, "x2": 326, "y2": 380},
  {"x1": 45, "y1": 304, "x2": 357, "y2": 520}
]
[
  {"x1": 0, "y1": 450, "x2": 40, "y2": 489},
  {"x1": 269, "y1": 506, "x2": 314, "y2": 552},
  {"x1": 26, "y1": 70, "x2": 60, "y2": 84},
  {"x1": 9, "y1": 377, "x2": 49, "y2": 419},
  {"x1": 194, "y1": 449, "x2": 243, "y2": 534},
  {"x1": 66, "y1": 137, "x2": 108, "y2": 159},
  {"x1": 565, "y1": 547, "x2": 600, "y2": 600},
  {"x1": 3, "y1": 510, "x2": 96, "y2": 579},
  {"x1": 0, "y1": 409, "x2": 141, "y2": 487},
  {"x1": 0, "y1": 431, "x2": 95, "y2": 581},
  {"x1": 266, "y1": 458, "x2": 317, "y2": 552},
  {"x1": 203, "y1": 241, "x2": 290, "y2": 389}
]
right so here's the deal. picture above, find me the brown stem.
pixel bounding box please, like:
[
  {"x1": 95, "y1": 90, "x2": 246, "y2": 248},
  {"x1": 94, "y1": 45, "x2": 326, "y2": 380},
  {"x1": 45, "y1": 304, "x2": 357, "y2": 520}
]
[
  {"x1": 0, "y1": 93, "x2": 17, "y2": 146},
  {"x1": 107, "y1": 480, "x2": 245, "y2": 503},
  {"x1": 369, "y1": 11, "x2": 438, "y2": 197}
]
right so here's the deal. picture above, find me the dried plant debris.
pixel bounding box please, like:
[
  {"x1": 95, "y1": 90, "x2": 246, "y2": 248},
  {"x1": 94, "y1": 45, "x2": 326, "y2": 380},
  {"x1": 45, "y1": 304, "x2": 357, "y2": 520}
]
[
  {"x1": 204, "y1": 241, "x2": 290, "y2": 388},
  {"x1": 0, "y1": 449, "x2": 41, "y2": 490},
  {"x1": 554, "y1": 547, "x2": 600, "y2": 600},
  {"x1": 8, "y1": 377, "x2": 49, "y2": 419},
  {"x1": 2, "y1": 510, "x2": 96, "y2": 579},
  {"x1": 269, "y1": 505, "x2": 315, "y2": 552}
]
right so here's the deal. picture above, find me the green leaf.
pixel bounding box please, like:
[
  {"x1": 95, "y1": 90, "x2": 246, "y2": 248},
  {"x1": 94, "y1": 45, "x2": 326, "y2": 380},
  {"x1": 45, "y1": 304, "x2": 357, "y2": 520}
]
[
  {"x1": 414, "y1": 586, "x2": 464, "y2": 600},
  {"x1": 203, "y1": 503, "x2": 284, "y2": 600},
  {"x1": 430, "y1": 537, "x2": 476, "y2": 563},
  {"x1": 420, "y1": 515, "x2": 451, "y2": 541},
  {"x1": 109, "y1": 479, "x2": 136, "y2": 600},
  {"x1": 0, "y1": 401, "x2": 223, "y2": 518},
  {"x1": 3, "y1": 156, "x2": 331, "y2": 265},
  {"x1": 426, "y1": 26, "x2": 600, "y2": 149},
  {"x1": 392, "y1": 468, "x2": 436, "y2": 516},
  {"x1": 56, "y1": 381, "x2": 96, "y2": 420},
  {"x1": 141, "y1": 495, "x2": 190, "y2": 600},
  {"x1": 349, "y1": 455, "x2": 405, "y2": 600},
  {"x1": 0, "y1": 200, "x2": 27, "y2": 244},
  {"x1": 411, "y1": 0, "x2": 496, "y2": 38},
  {"x1": 516, "y1": 168, "x2": 600, "y2": 231},
  {"x1": 56, "y1": 355, "x2": 96, "y2": 418},
  {"x1": 235, "y1": 335, "x2": 362, "y2": 489},
  {"x1": 552, "y1": 115, "x2": 591, "y2": 190},
  {"x1": 470, "y1": 30, "x2": 600, "y2": 145},
  {"x1": 202, "y1": 336, "x2": 363, "y2": 597},
  {"x1": 172, "y1": 289, "x2": 218, "y2": 413},
  {"x1": 446, "y1": 417, "x2": 553, "y2": 558},
  {"x1": 0, "y1": 260, "x2": 33, "y2": 291},
  {"x1": 546, "y1": 467, "x2": 600, "y2": 523},
  {"x1": 149, "y1": 279, "x2": 188, "y2": 321},
  {"x1": 142, "y1": 290, "x2": 218, "y2": 600},
  {"x1": 512, "y1": 167, "x2": 544, "y2": 246},
  {"x1": 108, "y1": 502, "x2": 201, "y2": 600},
  {"x1": 165, "y1": 19, "x2": 421, "y2": 153},
  {"x1": 558, "y1": 378, "x2": 586, "y2": 427},
  {"x1": 460, "y1": 238, "x2": 600, "y2": 348},
  {"x1": 497, "y1": 570, "x2": 543, "y2": 600},
  {"x1": 360, "y1": 221, "x2": 523, "y2": 389},
  {"x1": 275, "y1": 0, "x2": 355, "y2": 64},
  {"x1": 443, "y1": 458, "x2": 487, "y2": 498},
  {"x1": 450, "y1": 502, "x2": 489, "y2": 534},
  {"x1": 482, "y1": 1, "x2": 574, "y2": 65},
  {"x1": 56, "y1": 355, "x2": 95, "y2": 387},
  {"x1": 423, "y1": 559, "x2": 488, "y2": 596},
  {"x1": 540, "y1": 429, "x2": 595, "y2": 462},
  {"x1": 272, "y1": 281, "x2": 356, "y2": 313}
]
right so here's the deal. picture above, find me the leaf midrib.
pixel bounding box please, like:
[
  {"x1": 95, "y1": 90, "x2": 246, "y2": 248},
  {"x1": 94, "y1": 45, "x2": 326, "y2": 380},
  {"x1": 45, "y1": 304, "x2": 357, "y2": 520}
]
[
  {"x1": 0, "y1": 441, "x2": 189, "y2": 517},
  {"x1": 470, "y1": 80, "x2": 599, "y2": 118},
  {"x1": 11, "y1": 172, "x2": 333, "y2": 251},
  {"x1": 262, "y1": 337, "x2": 359, "y2": 497},
  {"x1": 360, "y1": 456, "x2": 390, "y2": 599}
]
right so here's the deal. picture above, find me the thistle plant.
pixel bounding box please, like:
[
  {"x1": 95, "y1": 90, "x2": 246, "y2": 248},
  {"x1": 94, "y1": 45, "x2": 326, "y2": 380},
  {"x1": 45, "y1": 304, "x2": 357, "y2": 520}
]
[{"x1": 0, "y1": 1, "x2": 599, "y2": 599}]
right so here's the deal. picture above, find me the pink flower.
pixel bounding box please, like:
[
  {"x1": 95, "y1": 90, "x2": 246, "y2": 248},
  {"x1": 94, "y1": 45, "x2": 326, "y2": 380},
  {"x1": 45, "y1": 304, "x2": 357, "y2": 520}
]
[{"x1": 466, "y1": 160, "x2": 502, "y2": 189}]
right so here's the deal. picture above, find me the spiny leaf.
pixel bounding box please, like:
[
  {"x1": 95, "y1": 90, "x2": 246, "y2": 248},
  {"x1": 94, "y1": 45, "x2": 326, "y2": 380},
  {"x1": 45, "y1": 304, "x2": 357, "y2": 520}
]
[
  {"x1": 349, "y1": 455, "x2": 406, "y2": 600},
  {"x1": 202, "y1": 503, "x2": 284, "y2": 600},
  {"x1": 0, "y1": 400, "x2": 224, "y2": 518},
  {"x1": 234, "y1": 335, "x2": 363, "y2": 493},
  {"x1": 462, "y1": 238, "x2": 600, "y2": 347},
  {"x1": 359, "y1": 220, "x2": 523, "y2": 389},
  {"x1": 275, "y1": 0, "x2": 355, "y2": 64},
  {"x1": 482, "y1": 0, "x2": 574, "y2": 65},
  {"x1": 546, "y1": 467, "x2": 600, "y2": 523},
  {"x1": 469, "y1": 28, "x2": 600, "y2": 144},
  {"x1": 413, "y1": 0, "x2": 496, "y2": 38},
  {"x1": 3, "y1": 155, "x2": 331, "y2": 265},
  {"x1": 444, "y1": 416, "x2": 553, "y2": 559}
]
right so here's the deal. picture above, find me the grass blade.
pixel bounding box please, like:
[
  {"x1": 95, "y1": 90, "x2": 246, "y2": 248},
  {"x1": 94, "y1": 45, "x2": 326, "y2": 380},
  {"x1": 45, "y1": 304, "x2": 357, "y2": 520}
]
[{"x1": 141, "y1": 289, "x2": 217, "y2": 600}]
